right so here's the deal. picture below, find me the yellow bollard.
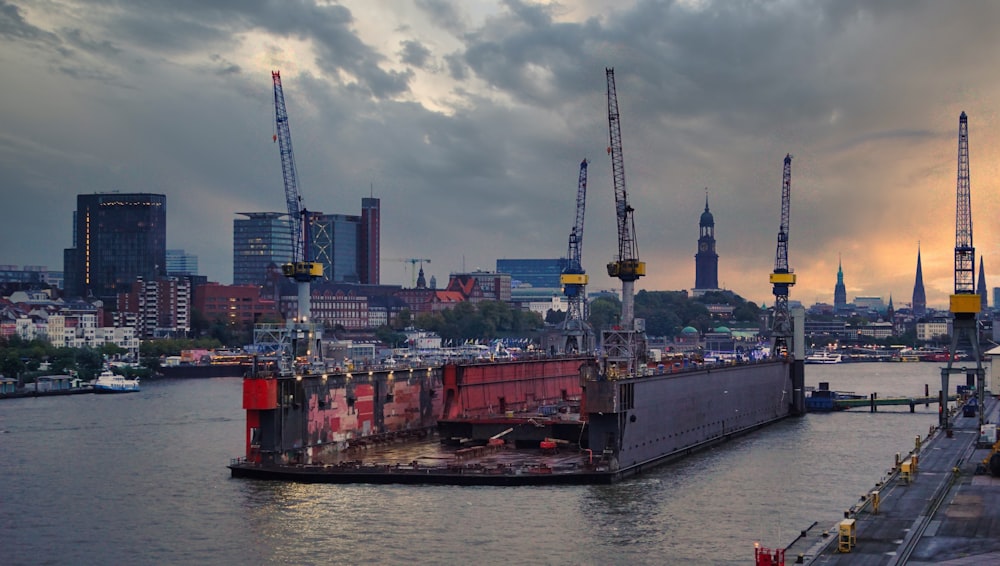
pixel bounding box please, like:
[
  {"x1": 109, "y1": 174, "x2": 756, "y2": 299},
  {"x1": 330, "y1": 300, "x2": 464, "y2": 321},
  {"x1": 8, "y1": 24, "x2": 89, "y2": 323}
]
[
  {"x1": 871, "y1": 490, "x2": 880, "y2": 515},
  {"x1": 838, "y1": 519, "x2": 856, "y2": 553},
  {"x1": 915, "y1": 435, "x2": 921, "y2": 451}
]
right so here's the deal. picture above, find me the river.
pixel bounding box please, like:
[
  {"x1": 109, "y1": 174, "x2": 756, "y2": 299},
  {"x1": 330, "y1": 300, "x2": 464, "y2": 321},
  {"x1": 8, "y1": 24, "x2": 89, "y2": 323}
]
[{"x1": 0, "y1": 362, "x2": 976, "y2": 565}]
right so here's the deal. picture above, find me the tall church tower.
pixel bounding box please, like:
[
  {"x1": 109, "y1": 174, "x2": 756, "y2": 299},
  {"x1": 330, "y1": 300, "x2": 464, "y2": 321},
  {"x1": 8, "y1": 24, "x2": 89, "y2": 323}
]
[
  {"x1": 693, "y1": 192, "x2": 719, "y2": 295},
  {"x1": 978, "y1": 256, "x2": 988, "y2": 310},
  {"x1": 834, "y1": 256, "x2": 847, "y2": 313},
  {"x1": 912, "y1": 244, "x2": 927, "y2": 317}
]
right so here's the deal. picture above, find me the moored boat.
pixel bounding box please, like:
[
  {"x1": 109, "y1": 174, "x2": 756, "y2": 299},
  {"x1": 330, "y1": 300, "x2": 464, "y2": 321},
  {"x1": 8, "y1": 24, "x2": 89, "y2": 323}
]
[
  {"x1": 804, "y1": 351, "x2": 842, "y2": 364},
  {"x1": 93, "y1": 369, "x2": 140, "y2": 393}
]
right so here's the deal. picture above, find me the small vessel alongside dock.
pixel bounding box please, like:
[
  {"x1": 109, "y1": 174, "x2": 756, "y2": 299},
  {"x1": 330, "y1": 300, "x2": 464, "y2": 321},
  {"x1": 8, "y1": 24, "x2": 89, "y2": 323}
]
[{"x1": 93, "y1": 369, "x2": 141, "y2": 393}]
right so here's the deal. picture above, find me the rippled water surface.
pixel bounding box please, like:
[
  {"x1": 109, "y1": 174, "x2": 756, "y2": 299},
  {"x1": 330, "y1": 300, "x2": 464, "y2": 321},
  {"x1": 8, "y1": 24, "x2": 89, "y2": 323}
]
[{"x1": 1, "y1": 363, "x2": 969, "y2": 565}]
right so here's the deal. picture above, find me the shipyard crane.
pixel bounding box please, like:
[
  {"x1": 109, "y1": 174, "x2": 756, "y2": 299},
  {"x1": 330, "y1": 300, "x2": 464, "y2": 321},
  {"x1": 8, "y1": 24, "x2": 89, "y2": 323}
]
[
  {"x1": 602, "y1": 68, "x2": 647, "y2": 377},
  {"x1": 272, "y1": 71, "x2": 322, "y2": 323},
  {"x1": 769, "y1": 154, "x2": 795, "y2": 358},
  {"x1": 943, "y1": 111, "x2": 985, "y2": 431},
  {"x1": 559, "y1": 159, "x2": 593, "y2": 354}
]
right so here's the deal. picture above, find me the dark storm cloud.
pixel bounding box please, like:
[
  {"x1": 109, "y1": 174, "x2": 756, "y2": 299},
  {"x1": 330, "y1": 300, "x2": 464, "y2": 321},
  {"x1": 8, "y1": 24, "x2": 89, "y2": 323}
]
[
  {"x1": 0, "y1": 1, "x2": 51, "y2": 41},
  {"x1": 399, "y1": 39, "x2": 432, "y2": 68},
  {"x1": 3, "y1": 0, "x2": 1000, "y2": 307},
  {"x1": 62, "y1": 27, "x2": 121, "y2": 57},
  {"x1": 415, "y1": 0, "x2": 467, "y2": 35}
]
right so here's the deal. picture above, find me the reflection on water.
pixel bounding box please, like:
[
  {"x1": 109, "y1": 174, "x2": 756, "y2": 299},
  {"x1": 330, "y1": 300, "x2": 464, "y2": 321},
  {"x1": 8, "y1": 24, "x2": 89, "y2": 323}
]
[{"x1": 1, "y1": 364, "x2": 958, "y2": 565}]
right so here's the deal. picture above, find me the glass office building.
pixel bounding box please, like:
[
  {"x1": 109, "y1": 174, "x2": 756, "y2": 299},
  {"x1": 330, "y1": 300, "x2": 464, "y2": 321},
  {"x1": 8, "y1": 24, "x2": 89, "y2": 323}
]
[
  {"x1": 63, "y1": 192, "x2": 167, "y2": 303},
  {"x1": 233, "y1": 212, "x2": 293, "y2": 286}
]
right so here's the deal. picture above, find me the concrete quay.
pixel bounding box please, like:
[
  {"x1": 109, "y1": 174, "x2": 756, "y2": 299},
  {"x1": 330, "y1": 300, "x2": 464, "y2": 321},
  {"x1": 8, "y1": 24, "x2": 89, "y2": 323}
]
[{"x1": 783, "y1": 395, "x2": 1000, "y2": 565}]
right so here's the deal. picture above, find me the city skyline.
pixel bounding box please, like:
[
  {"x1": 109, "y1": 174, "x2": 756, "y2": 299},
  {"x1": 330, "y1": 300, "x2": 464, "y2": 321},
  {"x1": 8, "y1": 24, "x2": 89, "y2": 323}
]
[{"x1": 3, "y1": 1, "x2": 1000, "y2": 308}]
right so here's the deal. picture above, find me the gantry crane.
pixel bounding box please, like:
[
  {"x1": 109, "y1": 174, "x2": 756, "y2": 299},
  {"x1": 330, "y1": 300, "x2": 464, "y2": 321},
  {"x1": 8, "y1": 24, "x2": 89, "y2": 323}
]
[
  {"x1": 559, "y1": 159, "x2": 593, "y2": 354},
  {"x1": 272, "y1": 71, "x2": 322, "y2": 323},
  {"x1": 943, "y1": 111, "x2": 984, "y2": 431},
  {"x1": 769, "y1": 154, "x2": 796, "y2": 357},
  {"x1": 601, "y1": 68, "x2": 647, "y2": 377}
]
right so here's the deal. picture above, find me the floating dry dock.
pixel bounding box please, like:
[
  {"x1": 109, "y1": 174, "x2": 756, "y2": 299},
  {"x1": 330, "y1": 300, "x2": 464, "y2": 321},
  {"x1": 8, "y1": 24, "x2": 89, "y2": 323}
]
[{"x1": 229, "y1": 356, "x2": 804, "y2": 485}]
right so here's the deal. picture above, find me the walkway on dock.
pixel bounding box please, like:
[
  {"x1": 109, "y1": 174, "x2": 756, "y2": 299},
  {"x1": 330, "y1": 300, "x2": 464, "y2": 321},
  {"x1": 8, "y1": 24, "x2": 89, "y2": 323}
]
[{"x1": 785, "y1": 395, "x2": 1000, "y2": 565}]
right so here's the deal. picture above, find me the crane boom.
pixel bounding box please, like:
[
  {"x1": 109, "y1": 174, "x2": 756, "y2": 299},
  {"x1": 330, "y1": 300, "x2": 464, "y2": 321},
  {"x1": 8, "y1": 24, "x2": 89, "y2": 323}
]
[
  {"x1": 954, "y1": 111, "x2": 975, "y2": 297},
  {"x1": 769, "y1": 154, "x2": 795, "y2": 357},
  {"x1": 561, "y1": 159, "x2": 589, "y2": 305},
  {"x1": 943, "y1": 111, "x2": 984, "y2": 433},
  {"x1": 605, "y1": 68, "x2": 645, "y2": 330},
  {"x1": 599, "y1": 68, "x2": 646, "y2": 377},
  {"x1": 558, "y1": 159, "x2": 593, "y2": 354},
  {"x1": 272, "y1": 71, "x2": 303, "y2": 263},
  {"x1": 271, "y1": 70, "x2": 321, "y2": 330}
]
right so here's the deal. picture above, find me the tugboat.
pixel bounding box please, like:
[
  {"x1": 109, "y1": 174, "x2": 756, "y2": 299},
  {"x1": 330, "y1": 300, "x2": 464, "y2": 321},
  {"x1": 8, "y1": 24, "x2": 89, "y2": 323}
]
[{"x1": 93, "y1": 368, "x2": 141, "y2": 393}]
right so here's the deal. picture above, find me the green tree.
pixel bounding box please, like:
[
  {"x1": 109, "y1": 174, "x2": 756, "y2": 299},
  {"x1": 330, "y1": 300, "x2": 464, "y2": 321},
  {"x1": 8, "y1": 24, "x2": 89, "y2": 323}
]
[
  {"x1": 588, "y1": 296, "x2": 621, "y2": 331},
  {"x1": 374, "y1": 325, "x2": 406, "y2": 348},
  {"x1": 546, "y1": 309, "x2": 567, "y2": 325}
]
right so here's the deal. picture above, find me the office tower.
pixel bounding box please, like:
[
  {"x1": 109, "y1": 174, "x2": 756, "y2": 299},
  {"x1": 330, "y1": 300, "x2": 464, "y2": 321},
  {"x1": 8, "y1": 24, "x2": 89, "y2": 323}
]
[{"x1": 63, "y1": 192, "x2": 166, "y2": 303}]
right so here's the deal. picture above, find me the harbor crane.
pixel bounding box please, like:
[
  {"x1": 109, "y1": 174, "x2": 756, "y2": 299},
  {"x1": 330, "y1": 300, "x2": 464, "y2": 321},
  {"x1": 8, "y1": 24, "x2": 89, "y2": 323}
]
[
  {"x1": 942, "y1": 111, "x2": 985, "y2": 431},
  {"x1": 601, "y1": 68, "x2": 647, "y2": 377},
  {"x1": 272, "y1": 71, "x2": 322, "y2": 320},
  {"x1": 558, "y1": 159, "x2": 593, "y2": 354},
  {"x1": 769, "y1": 154, "x2": 795, "y2": 357}
]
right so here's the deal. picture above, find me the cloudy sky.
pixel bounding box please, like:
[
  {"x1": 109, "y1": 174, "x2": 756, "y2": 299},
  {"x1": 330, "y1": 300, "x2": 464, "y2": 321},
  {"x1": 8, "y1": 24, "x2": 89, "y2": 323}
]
[{"x1": 3, "y1": 0, "x2": 1000, "y2": 309}]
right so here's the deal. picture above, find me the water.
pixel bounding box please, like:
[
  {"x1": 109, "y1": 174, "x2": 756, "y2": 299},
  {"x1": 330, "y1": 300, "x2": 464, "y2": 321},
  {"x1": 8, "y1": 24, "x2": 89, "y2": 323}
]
[{"x1": 1, "y1": 363, "x2": 967, "y2": 565}]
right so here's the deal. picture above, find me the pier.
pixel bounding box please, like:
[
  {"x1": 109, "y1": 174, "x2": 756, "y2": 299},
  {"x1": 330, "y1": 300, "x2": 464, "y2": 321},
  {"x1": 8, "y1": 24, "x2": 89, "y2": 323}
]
[
  {"x1": 782, "y1": 395, "x2": 1000, "y2": 564},
  {"x1": 834, "y1": 394, "x2": 959, "y2": 412}
]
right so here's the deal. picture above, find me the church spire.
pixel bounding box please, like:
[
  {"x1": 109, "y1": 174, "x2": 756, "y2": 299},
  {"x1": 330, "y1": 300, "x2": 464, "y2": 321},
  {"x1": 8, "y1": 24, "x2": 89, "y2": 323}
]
[
  {"x1": 834, "y1": 254, "x2": 847, "y2": 313},
  {"x1": 978, "y1": 255, "x2": 988, "y2": 310},
  {"x1": 912, "y1": 242, "x2": 927, "y2": 317}
]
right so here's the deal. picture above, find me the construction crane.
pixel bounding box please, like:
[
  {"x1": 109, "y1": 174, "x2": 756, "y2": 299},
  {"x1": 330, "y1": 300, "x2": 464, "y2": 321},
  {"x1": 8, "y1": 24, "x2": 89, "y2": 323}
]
[
  {"x1": 272, "y1": 70, "x2": 322, "y2": 322},
  {"x1": 558, "y1": 159, "x2": 593, "y2": 354},
  {"x1": 943, "y1": 111, "x2": 984, "y2": 431},
  {"x1": 601, "y1": 68, "x2": 646, "y2": 377},
  {"x1": 769, "y1": 154, "x2": 795, "y2": 357},
  {"x1": 388, "y1": 258, "x2": 431, "y2": 287}
]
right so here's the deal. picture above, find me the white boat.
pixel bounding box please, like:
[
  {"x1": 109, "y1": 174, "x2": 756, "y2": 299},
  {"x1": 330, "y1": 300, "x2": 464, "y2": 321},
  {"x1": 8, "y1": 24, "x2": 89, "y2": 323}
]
[
  {"x1": 804, "y1": 351, "x2": 843, "y2": 364},
  {"x1": 93, "y1": 368, "x2": 141, "y2": 393}
]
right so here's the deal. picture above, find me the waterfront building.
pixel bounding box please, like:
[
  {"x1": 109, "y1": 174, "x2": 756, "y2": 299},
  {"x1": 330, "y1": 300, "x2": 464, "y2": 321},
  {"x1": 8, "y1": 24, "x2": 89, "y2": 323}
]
[
  {"x1": 803, "y1": 319, "x2": 848, "y2": 338},
  {"x1": 693, "y1": 194, "x2": 720, "y2": 296},
  {"x1": 912, "y1": 245, "x2": 927, "y2": 317},
  {"x1": 233, "y1": 212, "x2": 293, "y2": 287},
  {"x1": 359, "y1": 197, "x2": 380, "y2": 285},
  {"x1": 496, "y1": 258, "x2": 566, "y2": 290},
  {"x1": 115, "y1": 276, "x2": 191, "y2": 339},
  {"x1": 0, "y1": 265, "x2": 62, "y2": 289},
  {"x1": 916, "y1": 319, "x2": 950, "y2": 342},
  {"x1": 854, "y1": 296, "x2": 885, "y2": 314},
  {"x1": 63, "y1": 192, "x2": 167, "y2": 304},
  {"x1": 191, "y1": 283, "x2": 278, "y2": 328},
  {"x1": 850, "y1": 321, "x2": 894, "y2": 340},
  {"x1": 166, "y1": 250, "x2": 199, "y2": 277},
  {"x1": 448, "y1": 271, "x2": 511, "y2": 303},
  {"x1": 833, "y1": 257, "x2": 847, "y2": 313}
]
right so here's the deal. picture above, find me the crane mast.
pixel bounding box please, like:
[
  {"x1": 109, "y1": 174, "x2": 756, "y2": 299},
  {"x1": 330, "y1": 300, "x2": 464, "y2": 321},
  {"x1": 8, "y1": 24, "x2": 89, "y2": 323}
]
[
  {"x1": 559, "y1": 159, "x2": 593, "y2": 354},
  {"x1": 769, "y1": 154, "x2": 795, "y2": 357},
  {"x1": 943, "y1": 111, "x2": 984, "y2": 431},
  {"x1": 272, "y1": 71, "x2": 322, "y2": 323}
]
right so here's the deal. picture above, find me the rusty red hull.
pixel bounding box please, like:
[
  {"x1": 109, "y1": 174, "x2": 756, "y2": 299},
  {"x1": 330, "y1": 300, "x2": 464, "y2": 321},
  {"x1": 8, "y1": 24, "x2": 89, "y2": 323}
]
[{"x1": 240, "y1": 356, "x2": 589, "y2": 465}]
